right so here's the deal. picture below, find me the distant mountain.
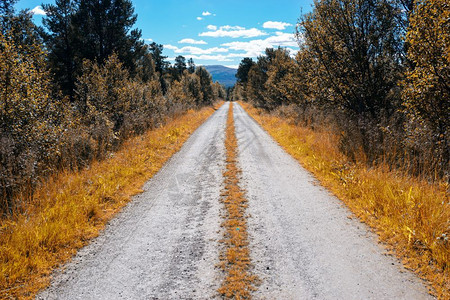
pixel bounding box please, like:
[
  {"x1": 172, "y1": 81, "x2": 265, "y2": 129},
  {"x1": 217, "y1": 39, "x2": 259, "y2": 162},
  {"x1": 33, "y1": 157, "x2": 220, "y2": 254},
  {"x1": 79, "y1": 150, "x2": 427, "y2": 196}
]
[{"x1": 204, "y1": 65, "x2": 237, "y2": 87}]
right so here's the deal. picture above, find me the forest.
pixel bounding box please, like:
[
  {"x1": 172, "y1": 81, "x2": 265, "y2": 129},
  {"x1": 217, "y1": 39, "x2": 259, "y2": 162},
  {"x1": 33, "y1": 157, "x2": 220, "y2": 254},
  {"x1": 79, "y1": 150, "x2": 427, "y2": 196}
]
[
  {"x1": 0, "y1": 0, "x2": 225, "y2": 215},
  {"x1": 234, "y1": 0, "x2": 449, "y2": 183}
]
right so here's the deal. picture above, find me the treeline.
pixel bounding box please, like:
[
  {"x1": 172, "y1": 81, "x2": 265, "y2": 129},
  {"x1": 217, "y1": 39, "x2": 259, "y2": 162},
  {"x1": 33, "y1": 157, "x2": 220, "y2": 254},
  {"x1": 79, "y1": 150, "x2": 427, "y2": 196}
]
[
  {"x1": 0, "y1": 0, "x2": 224, "y2": 214},
  {"x1": 235, "y1": 0, "x2": 449, "y2": 181}
]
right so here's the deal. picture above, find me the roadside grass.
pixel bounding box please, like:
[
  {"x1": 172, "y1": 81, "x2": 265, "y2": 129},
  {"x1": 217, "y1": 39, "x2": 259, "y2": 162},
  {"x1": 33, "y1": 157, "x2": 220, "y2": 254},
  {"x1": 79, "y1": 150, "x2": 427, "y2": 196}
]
[
  {"x1": 240, "y1": 101, "x2": 449, "y2": 299},
  {"x1": 0, "y1": 104, "x2": 219, "y2": 299},
  {"x1": 218, "y1": 102, "x2": 257, "y2": 299}
]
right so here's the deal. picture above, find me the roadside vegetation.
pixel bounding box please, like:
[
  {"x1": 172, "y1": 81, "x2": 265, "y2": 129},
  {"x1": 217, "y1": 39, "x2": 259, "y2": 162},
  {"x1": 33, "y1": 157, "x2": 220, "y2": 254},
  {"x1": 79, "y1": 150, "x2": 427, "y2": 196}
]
[
  {"x1": 1, "y1": 0, "x2": 224, "y2": 297},
  {"x1": 234, "y1": 0, "x2": 449, "y2": 297}
]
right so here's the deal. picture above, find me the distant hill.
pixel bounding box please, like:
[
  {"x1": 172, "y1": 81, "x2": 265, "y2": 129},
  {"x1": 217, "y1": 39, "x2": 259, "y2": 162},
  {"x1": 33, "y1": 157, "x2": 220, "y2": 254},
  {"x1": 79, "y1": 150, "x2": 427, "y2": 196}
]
[{"x1": 204, "y1": 65, "x2": 237, "y2": 87}]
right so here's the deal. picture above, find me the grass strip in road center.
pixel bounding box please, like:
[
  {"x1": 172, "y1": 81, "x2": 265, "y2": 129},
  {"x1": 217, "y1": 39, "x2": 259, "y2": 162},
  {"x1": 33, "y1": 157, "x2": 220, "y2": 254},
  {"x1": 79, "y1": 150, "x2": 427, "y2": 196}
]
[{"x1": 218, "y1": 102, "x2": 257, "y2": 299}]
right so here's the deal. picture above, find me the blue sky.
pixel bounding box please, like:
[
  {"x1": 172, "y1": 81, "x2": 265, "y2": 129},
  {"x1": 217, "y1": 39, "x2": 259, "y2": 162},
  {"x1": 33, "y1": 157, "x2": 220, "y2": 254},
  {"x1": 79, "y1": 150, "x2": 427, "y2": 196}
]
[{"x1": 16, "y1": 0, "x2": 314, "y2": 68}]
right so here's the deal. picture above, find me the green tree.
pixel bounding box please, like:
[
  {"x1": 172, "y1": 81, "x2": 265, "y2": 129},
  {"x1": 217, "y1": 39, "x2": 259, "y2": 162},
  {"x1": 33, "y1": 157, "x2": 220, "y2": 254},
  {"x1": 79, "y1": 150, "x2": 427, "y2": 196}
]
[
  {"x1": 187, "y1": 58, "x2": 195, "y2": 73},
  {"x1": 148, "y1": 42, "x2": 169, "y2": 74},
  {"x1": 42, "y1": 0, "x2": 77, "y2": 99},
  {"x1": 236, "y1": 57, "x2": 254, "y2": 85},
  {"x1": 245, "y1": 49, "x2": 277, "y2": 109},
  {"x1": 195, "y1": 66, "x2": 214, "y2": 106},
  {"x1": 135, "y1": 46, "x2": 156, "y2": 83},
  {"x1": 174, "y1": 55, "x2": 187, "y2": 75},
  {"x1": 182, "y1": 70, "x2": 202, "y2": 107},
  {"x1": 71, "y1": 0, "x2": 143, "y2": 72},
  {"x1": 148, "y1": 42, "x2": 169, "y2": 93},
  {"x1": 0, "y1": 0, "x2": 17, "y2": 27}
]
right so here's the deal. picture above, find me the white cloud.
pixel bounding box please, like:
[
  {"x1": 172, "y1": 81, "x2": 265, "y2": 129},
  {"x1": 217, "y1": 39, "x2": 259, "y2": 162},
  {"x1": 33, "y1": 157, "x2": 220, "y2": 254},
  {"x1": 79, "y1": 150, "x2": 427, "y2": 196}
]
[
  {"x1": 165, "y1": 45, "x2": 179, "y2": 51},
  {"x1": 145, "y1": 38, "x2": 153, "y2": 42},
  {"x1": 30, "y1": 6, "x2": 46, "y2": 16},
  {"x1": 164, "y1": 45, "x2": 228, "y2": 55},
  {"x1": 223, "y1": 65, "x2": 239, "y2": 69},
  {"x1": 207, "y1": 25, "x2": 217, "y2": 30},
  {"x1": 197, "y1": 17, "x2": 203, "y2": 20},
  {"x1": 263, "y1": 21, "x2": 292, "y2": 30},
  {"x1": 199, "y1": 26, "x2": 267, "y2": 38},
  {"x1": 285, "y1": 48, "x2": 299, "y2": 58},
  {"x1": 188, "y1": 54, "x2": 233, "y2": 62},
  {"x1": 265, "y1": 32, "x2": 298, "y2": 47},
  {"x1": 221, "y1": 25, "x2": 245, "y2": 30},
  {"x1": 178, "y1": 38, "x2": 207, "y2": 45},
  {"x1": 202, "y1": 11, "x2": 212, "y2": 16},
  {"x1": 221, "y1": 32, "x2": 298, "y2": 57}
]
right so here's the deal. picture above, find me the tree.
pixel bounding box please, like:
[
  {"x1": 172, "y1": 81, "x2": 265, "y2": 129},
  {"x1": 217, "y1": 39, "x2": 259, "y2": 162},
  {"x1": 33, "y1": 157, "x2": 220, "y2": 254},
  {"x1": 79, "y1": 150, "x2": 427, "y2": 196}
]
[
  {"x1": 298, "y1": 0, "x2": 403, "y2": 118},
  {"x1": 195, "y1": 67, "x2": 214, "y2": 106},
  {"x1": 0, "y1": 0, "x2": 17, "y2": 32},
  {"x1": 263, "y1": 48, "x2": 306, "y2": 109},
  {"x1": 148, "y1": 42, "x2": 169, "y2": 93},
  {"x1": 236, "y1": 57, "x2": 254, "y2": 84},
  {"x1": 167, "y1": 55, "x2": 187, "y2": 82},
  {"x1": 0, "y1": 0, "x2": 17, "y2": 24},
  {"x1": 76, "y1": 54, "x2": 130, "y2": 135},
  {"x1": 187, "y1": 58, "x2": 195, "y2": 73},
  {"x1": 245, "y1": 48, "x2": 277, "y2": 109},
  {"x1": 174, "y1": 55, "x2": 187, "y2": 75},
  {"x1": 42, "y1": 0, "x2": 145, "y2": 97},
  {"x1": 42, "y1": 0, "x2": 77, "y2": 99},
  {"x1": 71, "y1": 0, "x2": 143, "y2": 72},
  {"x1": 1, "y1": 2, "x2": 43, "y2": 54},
  {"x1": 135, "y1": 46, "x2": 156, "y2": 83},
  {"x1": 148, "y1": 42, "x2": 169, "y2": 74},
  {"x1": 182, "y1": 70, "x2": 202, "y2": 107},
  {"x1": 402, "y1": 0, "x2": 450, "y2": 170}
]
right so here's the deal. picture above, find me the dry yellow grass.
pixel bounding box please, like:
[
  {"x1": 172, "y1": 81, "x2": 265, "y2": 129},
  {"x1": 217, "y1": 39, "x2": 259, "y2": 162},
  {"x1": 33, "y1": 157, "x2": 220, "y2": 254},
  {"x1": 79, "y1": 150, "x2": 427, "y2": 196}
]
[
  {"x1": 240, "y1": 101, "x2": 449, "y2": 299},
  {"x1": 218, "y1": 102, "x2": 257, "y2": 299},
  {"x1": 0, "y1": 104, "x2": 219, "y2": 299}
]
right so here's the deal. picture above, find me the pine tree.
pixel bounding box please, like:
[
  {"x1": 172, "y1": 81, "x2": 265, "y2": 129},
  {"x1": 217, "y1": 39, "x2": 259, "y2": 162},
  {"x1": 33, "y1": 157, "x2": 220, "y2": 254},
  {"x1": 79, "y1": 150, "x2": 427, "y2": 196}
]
[
  {"x1": 236, "y1": 57, "x2": 254, "y2": 84},
  {"x1": 71, "y1": 0, "x2": 143, "y2": 71},
  {"x1": 42, "y1": 0, "x2": 77, "y2": 99},
  {"x1": 187, "y1": 58, "x2": 195, "y2": 73},
  {"x1": 195, "y1": 67, "x2": 214, "y2": 106},
  {"x1": 174, "y1": 55, "x2": 187, "y2": 76}
]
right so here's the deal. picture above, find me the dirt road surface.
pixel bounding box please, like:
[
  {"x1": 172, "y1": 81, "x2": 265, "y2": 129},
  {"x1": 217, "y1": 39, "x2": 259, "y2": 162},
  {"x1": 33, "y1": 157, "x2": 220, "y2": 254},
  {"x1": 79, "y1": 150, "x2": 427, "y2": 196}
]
[{"x1": 38, "y1": 102, "x2": 432, "y2": 299}]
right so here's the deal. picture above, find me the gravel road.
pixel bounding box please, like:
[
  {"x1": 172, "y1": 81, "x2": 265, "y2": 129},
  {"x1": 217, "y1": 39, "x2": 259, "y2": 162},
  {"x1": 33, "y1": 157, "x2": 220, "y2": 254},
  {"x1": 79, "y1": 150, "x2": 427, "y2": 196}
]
[{"x1": 38, "y1": 102, "x2": 432, "y2": 299}]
